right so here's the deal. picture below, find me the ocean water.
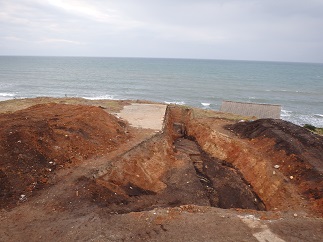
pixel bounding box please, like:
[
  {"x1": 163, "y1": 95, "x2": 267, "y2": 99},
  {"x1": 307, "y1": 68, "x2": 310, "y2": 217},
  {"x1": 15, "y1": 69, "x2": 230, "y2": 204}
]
[{"x1": 0, "y1": 56, "x2": 322, "y2": 127}]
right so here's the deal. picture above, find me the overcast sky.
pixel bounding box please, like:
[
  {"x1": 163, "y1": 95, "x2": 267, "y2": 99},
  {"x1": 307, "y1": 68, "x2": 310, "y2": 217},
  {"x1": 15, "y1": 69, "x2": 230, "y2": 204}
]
[{"x1": 1, "y1": 0, "x2": 323, "y2": 63}]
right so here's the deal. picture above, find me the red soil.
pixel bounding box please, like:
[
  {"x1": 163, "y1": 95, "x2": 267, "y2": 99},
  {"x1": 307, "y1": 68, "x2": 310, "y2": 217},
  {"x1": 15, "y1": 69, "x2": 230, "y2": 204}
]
[{"x1": 0, "y1": 103, "x2": 129, "y2": 209}]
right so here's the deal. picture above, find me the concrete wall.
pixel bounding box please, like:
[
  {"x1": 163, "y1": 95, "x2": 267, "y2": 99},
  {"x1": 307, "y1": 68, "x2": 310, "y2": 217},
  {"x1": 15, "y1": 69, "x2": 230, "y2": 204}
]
[{"x1": 220, "y1": 101, "x2": 281, "y2": 119}]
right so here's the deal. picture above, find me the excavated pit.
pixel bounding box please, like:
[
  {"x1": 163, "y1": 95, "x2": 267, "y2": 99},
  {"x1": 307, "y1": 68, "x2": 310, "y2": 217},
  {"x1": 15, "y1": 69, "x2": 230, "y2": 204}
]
[
  {"x1": 174, "y1": 137, "x2": 266, "y2": 210},
  {"x1": 89, "y1": 105, "x2": 323, "y2": 216},
  {"x1": 1, "y1": 100, "x2": 322, "y2": 242},
  {"x1": 89, "y1": 106, "x2": 269, "y2": 214},
  {"x1": 1, "y1": 101, "x2": 321, "y2": 217},
  {"x1": 87, "y1": 136, "x2": 266, "y2": 213}
]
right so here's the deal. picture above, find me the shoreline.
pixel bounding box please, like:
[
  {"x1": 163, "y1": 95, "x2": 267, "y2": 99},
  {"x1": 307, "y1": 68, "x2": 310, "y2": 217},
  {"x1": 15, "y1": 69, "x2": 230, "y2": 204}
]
[{"x1": 1, "y1": 96, "x2": 323, "y2": 129}]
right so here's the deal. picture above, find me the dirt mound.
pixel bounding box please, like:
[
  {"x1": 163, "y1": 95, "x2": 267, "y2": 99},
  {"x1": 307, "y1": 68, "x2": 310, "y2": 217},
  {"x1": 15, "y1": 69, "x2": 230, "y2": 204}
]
[
  {"x1": 226, "y1": 119, "x2": 323, "y2": 171},
  {"x1": 0, "y1": 103, "x2": 129, "y2": 209},
  {"x1": 226, "y1": 119, "x2": 323, "y2": 215}
]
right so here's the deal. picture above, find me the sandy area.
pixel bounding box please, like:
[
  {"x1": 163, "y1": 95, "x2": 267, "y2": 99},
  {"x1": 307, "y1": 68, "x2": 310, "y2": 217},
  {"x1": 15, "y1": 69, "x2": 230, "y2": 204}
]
[{"x1": 117, "y1": 103, "x2": 167, "y2": 130}]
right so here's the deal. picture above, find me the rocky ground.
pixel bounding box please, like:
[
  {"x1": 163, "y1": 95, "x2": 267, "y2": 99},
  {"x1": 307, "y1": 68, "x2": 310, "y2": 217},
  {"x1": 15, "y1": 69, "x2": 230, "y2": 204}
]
[{"x1": 0, "y1": 98, "x2": 322, "y2": 241}]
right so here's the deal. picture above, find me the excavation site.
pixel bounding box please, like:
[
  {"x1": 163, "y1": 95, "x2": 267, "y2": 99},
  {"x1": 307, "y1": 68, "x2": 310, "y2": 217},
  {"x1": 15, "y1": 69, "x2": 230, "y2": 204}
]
[{"x1": 0, "y1": 98, "x2": 322, "y2": 241}]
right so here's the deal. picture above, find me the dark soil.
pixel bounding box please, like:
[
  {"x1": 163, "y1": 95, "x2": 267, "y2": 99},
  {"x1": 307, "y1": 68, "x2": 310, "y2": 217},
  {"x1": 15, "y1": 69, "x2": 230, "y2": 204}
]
[
  {"x1": 86, "y1": 136, "x2": 266, "y2": 214},
  {"x1": 174, "y1": 138, "x2": 266, "y2": 210},
  {"x1": 226, "y1": 118, "x2": 323, "y2": 214},
  {"x1": 226, "y1": 119, "x2": 323, "y2": 170}
]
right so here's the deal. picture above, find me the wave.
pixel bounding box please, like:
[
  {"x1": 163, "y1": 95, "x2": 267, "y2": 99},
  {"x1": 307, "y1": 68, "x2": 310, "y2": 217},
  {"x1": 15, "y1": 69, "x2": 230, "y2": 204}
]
[
  {"x1": 265, "y1": 89, "x2": 320, "y2": 95},
  {"x1": 82, "y1": 95, "x2": 115, "y2": 100},
  {"x1": 164, "y1": 101, "x2": 185, "y2": 105},
  {"x1": 0, "y1": 92, "x2": 16, "y2": 101},
  {"x1": 281, "y1": 111, "x2": 323, "y2": 128},
  {"x1": 201, "y1": 102, "x2": 211, "y2": 107},
  {"x1": 280, "y1": 109, "x2": 293, "y2": 117},
  {"x1": 0, "y1": 92, "x2": 15, "y2": 97}
]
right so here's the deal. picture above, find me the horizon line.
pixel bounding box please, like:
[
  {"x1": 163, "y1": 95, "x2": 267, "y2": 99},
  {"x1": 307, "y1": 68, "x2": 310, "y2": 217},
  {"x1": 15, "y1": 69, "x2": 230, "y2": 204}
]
[{"x1": 0, "y1": 55, "x2": 322, "y2": 65}]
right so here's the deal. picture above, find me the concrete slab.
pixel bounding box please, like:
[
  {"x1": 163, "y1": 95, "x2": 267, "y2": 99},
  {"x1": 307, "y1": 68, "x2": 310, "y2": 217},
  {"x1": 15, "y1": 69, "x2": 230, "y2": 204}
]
[
  {"x1": 117, "y1": 103, "x2": 167, "y2": 130},
  {"x1": 220, "y1": 100, "x2": 281, "y2": 119}
]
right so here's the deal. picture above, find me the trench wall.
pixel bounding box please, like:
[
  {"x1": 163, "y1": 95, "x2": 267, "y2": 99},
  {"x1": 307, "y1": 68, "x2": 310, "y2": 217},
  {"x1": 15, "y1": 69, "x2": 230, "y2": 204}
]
[
  {"x1": 95, "y1": 106, "x2": 184, "y2": 194},
  {"x1": 96, "y1": 105, "x2": 307, "y2": 212},
  {"x1": 185, "y1": 118, "x2": 306, "y2": 212}
]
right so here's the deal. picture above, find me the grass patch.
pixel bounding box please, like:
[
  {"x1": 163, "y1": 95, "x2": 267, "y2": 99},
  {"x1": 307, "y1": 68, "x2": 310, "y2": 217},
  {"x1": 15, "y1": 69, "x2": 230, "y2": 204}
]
[{"x1": 304, "y1": 124, "x2": 323, "y2": 135}]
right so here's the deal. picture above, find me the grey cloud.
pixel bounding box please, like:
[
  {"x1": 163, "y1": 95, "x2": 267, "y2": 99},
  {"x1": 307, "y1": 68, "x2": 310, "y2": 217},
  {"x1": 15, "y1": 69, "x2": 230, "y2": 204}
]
[{"x1": 0, "y1": 0, "x2": 322, "y2": 62}]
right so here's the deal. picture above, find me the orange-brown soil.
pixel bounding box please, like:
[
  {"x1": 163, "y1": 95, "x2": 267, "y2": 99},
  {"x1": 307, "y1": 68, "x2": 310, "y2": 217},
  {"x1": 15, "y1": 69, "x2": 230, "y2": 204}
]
[
  {"x1": 226, "y1": 119, "x2": 323, "y2": 215},
  {"x1": 187, "y1": 114, "x2": 323, "y2": 216},
  {"x1": 0, "y1": 103, "x2": 129, "y2": 209},
  {"x1": 0, "y1": 98, "x2": 322, "y2": 241}
]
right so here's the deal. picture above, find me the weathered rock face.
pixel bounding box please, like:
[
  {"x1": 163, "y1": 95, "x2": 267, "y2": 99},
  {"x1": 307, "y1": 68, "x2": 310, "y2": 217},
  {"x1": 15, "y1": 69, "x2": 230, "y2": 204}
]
[{"x1": 0, "y1": 103, "x2": 129, "y2": 209}]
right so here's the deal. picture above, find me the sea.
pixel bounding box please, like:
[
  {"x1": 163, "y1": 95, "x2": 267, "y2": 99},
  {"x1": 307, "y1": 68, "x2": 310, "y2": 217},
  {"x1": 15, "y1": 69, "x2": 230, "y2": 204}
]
[{"x1": 0, "y1": 56, "x2": 322, "y2": 127}]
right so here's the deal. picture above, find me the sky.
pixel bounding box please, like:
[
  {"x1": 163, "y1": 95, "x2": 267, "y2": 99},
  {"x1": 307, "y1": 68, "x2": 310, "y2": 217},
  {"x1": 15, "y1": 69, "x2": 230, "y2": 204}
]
[{"x1": 1, "y1": 0, "x2": 323, "y2": 63}]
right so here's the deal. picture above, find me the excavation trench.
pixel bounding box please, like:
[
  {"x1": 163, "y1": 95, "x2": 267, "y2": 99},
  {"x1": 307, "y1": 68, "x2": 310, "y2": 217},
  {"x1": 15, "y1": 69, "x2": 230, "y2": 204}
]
[
  {"x1": 89, "y1": 136, "x2": 265, "y2": 213},
  {"x1": 89, "y1": 106, "x2": 267, "y2": 214},
  {"x1": 1, "y1": 101, "x2": 321, "y2": 219},
  {"x1": 174, "y1": 137, "x2": 265, "y2": 210},
  {"x1": 89, "y1": 105, "x2": 323, "y2": 216}
]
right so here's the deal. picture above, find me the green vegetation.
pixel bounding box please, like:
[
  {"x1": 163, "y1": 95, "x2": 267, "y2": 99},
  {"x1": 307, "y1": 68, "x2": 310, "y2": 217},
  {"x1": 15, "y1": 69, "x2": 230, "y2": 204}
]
[
  {"x1": 304, "y1": 124, "x2": 316, "y2": 131},
  {"x1": 304, "y1": 124, "x2": 323, "y2": 135},
  {"x1": 316, "y1": 128, "x2": 323, "y2": 135}
]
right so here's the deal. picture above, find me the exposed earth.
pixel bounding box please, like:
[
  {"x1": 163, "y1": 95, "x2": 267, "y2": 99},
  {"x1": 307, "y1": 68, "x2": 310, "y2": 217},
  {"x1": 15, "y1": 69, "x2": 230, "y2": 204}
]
[{"x1": 0, "y1": 97, "x2": 322, "y2": 241}]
